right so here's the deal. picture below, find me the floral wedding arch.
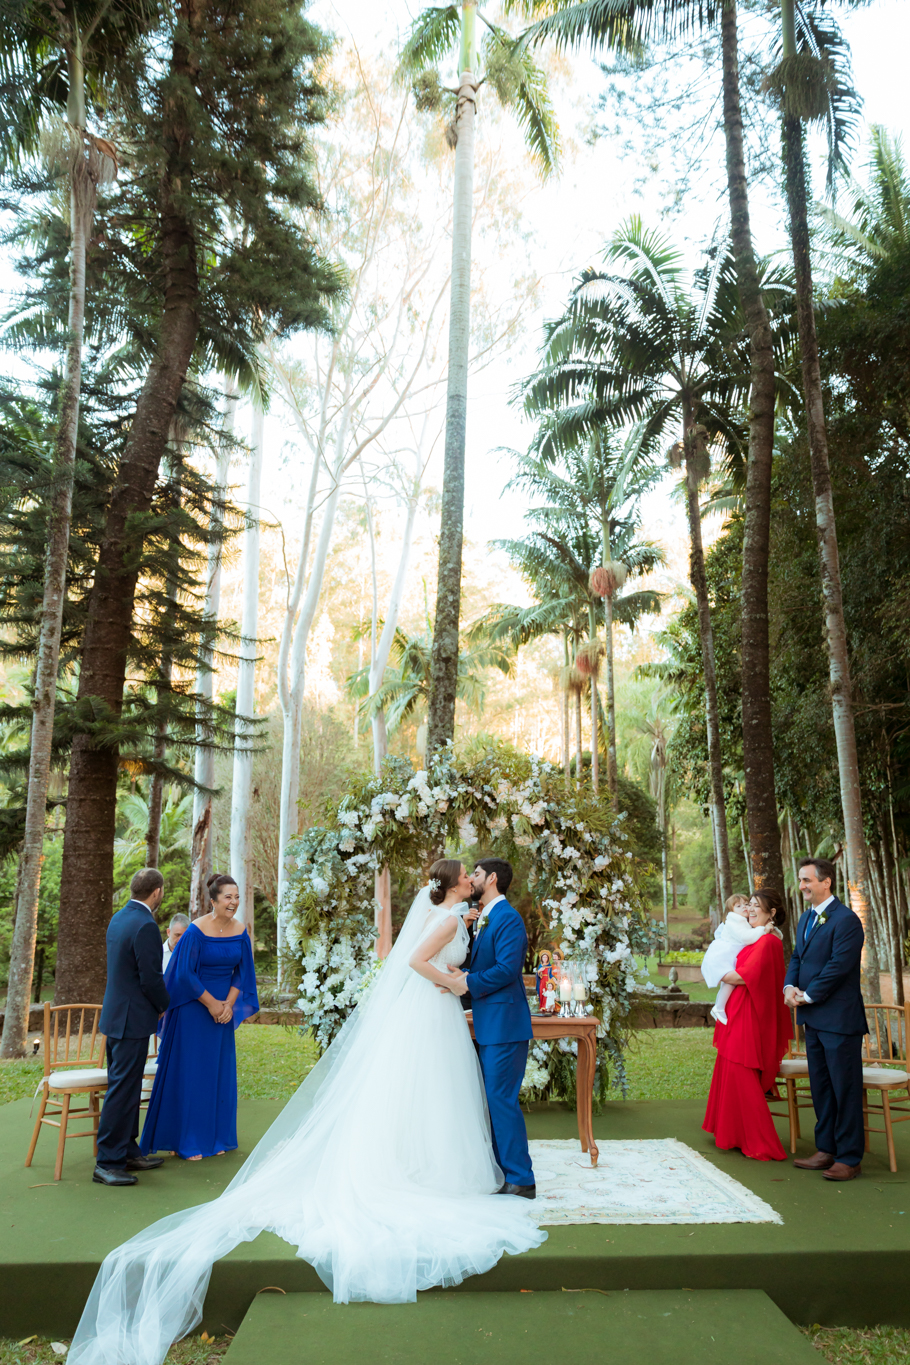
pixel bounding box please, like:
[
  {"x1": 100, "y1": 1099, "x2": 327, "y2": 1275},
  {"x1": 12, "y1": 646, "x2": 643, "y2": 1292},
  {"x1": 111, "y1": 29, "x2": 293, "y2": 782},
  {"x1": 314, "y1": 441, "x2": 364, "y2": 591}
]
[{"x1": 282, "y1": 748, "x2": 657, "y2": 1103}]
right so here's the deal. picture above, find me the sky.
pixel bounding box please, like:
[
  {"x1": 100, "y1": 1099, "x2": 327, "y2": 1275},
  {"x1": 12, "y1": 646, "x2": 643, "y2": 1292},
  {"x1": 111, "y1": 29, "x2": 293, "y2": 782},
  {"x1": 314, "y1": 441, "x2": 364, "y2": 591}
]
[
  {"x1": 2, "y1": 0, "x2": 908, "y2": 606},
  {"x1": 301, "y1": 0, "x2": 910, "y2": 559}
]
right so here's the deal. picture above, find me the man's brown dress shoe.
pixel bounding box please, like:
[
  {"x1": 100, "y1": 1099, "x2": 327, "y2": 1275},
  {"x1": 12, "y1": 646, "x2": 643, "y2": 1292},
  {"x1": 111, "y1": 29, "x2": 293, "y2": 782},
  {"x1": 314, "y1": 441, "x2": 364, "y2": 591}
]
[
  {"x1": 823, "y1": 1162, "x2": 861, "y2": 1181},
  {"x1": 793, "y1": 1150, "x2": 835, "y2": 1170}
]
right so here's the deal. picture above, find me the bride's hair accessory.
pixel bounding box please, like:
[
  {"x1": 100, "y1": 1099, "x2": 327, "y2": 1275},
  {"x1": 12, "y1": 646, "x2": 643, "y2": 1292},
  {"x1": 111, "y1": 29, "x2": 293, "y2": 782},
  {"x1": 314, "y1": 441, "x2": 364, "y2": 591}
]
[{"x1": 428, "y1": 858, "x2": 462, "y2": 905}]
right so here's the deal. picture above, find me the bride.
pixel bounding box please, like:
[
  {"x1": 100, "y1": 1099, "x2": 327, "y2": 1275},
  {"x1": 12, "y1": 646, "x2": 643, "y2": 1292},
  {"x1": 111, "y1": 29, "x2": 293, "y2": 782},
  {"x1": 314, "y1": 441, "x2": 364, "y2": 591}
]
[{"x1": 69, "y1": 859, "x2": 546, "y2": 1365}]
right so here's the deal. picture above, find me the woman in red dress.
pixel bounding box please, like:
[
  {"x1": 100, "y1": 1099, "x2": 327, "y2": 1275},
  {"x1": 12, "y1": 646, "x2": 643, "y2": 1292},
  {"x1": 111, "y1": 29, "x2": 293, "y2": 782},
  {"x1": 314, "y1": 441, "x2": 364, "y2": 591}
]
[{"x1": 702, "y1": 890, "x2": 792, "y2": 1161}]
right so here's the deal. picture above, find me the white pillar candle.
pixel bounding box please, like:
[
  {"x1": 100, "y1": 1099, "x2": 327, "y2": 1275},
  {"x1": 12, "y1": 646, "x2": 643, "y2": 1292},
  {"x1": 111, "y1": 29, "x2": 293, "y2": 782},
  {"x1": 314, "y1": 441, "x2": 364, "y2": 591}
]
[
  {"x1": 559, "y1": 978, "x2": 572, "y2": 1002},
  {"x1": 572, "y1": 983, "x2": 586, "y2": 1001}
]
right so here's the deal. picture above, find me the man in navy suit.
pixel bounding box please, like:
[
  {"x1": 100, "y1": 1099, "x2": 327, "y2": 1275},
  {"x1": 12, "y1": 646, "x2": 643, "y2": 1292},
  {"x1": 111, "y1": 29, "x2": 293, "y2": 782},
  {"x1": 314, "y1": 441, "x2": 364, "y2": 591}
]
[
  {"x1": 785, "y1": 856, "x2": 868, "y2": 1181},
  {"x1": 446, "y1": 857, "x2": 535, "y2": 1198},
  {"x1": 95, "y1": 868, "x2": 170, "y2": 1186}
]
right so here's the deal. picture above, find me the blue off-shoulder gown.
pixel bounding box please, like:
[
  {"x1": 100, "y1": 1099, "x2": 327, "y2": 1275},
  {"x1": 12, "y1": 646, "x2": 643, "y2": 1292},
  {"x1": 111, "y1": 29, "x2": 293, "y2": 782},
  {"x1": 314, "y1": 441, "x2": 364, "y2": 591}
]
[{"x1": 140, "y1": 922, "x2": 258, "y2": 1159}]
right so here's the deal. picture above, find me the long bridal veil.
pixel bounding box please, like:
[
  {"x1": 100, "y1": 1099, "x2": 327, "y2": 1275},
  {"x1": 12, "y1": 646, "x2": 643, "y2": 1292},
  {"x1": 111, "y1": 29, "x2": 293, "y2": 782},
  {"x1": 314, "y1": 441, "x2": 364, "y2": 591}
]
[{"x1": 69, "y1": 887, "x2": 544, "y2": 1365}]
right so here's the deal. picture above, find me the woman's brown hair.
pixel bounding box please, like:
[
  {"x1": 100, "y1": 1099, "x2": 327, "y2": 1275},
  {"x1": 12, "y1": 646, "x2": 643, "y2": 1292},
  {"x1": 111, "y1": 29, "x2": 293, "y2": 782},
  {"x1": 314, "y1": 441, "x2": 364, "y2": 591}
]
[
  {"x1": 428, "y1": 859, "x2": 463, "y2": 906},
  {"x1": 751, "y1": 889, "x2": 786, "y2": 928},
  {"x1": 207, "y1": 873, "x2": 238, "y2": 905}
]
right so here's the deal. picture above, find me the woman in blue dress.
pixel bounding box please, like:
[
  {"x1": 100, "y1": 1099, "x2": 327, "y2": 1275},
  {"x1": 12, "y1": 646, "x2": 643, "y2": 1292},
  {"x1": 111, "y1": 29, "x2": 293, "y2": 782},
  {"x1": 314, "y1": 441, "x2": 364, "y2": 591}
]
[{"x1": 140, "y1": 873, "x2": 258, "y2": 1161}]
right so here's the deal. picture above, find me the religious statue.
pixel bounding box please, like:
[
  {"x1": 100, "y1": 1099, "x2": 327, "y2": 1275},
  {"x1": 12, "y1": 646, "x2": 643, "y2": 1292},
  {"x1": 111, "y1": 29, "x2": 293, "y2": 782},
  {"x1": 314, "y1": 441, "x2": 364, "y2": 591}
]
[{"x1": 536, "y1": 950, "x2": 554, "y2": 1012}]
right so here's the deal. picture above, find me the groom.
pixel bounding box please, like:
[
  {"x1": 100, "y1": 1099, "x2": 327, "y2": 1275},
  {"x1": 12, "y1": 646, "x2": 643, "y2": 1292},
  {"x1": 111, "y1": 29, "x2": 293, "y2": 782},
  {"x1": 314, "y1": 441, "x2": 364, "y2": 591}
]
[
  {"x1": 447, "y1": 857, "x2": 535, "y2": 1199},
  {"x1": 784, "y1": 856, "x2": 868, "y2": 1181}
]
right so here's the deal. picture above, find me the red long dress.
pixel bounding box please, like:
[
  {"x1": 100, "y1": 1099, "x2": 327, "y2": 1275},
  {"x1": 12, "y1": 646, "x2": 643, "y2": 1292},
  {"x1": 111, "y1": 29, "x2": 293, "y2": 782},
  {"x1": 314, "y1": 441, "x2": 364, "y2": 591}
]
[{"x1": 702, "y1": 933, "x2": 792, "y2": 1161}]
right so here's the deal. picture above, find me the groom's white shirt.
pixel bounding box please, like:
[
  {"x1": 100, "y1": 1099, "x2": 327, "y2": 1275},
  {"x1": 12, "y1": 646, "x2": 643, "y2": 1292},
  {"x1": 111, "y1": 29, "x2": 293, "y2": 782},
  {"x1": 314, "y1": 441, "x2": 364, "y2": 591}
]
[
  {"x1": 476, "y1": 894, "x2": 505, "y2": 931},
  {"x1": 785, "y1": 895, "x2": 835, "y2": 1004}
]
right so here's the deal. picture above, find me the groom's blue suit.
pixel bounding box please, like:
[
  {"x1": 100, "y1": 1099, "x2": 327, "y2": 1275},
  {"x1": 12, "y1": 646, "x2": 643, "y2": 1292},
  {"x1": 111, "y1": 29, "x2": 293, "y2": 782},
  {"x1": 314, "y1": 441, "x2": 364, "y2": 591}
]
[
  {"x1": 465, "y1": 898, "x2": 534, "y2": 1187},
  {"x1": 784, "y1": 897, "x2": 867, "y2": 1167}
]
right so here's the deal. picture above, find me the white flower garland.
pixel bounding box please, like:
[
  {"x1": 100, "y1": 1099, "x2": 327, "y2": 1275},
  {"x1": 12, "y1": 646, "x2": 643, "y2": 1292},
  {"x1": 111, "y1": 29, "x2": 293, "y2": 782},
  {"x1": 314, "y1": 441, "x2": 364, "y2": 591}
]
[{"x1": 282, "y1": 751, "x2": 657, "y2": 1092}]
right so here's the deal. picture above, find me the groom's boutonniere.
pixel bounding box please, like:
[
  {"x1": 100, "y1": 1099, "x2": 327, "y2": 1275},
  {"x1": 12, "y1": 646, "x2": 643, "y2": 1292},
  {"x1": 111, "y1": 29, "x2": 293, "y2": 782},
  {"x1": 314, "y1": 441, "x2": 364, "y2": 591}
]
[{"x1": 816, "y1": 908, "x2": 829, "y2": 926}]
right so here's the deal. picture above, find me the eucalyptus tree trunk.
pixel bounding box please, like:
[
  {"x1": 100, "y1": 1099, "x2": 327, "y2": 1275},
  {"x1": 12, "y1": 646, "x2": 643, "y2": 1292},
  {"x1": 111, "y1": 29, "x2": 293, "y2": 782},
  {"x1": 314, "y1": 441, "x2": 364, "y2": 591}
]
[
  {"x1": 365, "y1": 470, "x2": 420, "y2": 959},
  {"x1": 779, "y1": 26, "x2": 879, "y2": 998},
  {"x1": 189, "y1": 380, "x2": 236, "y2": 919},
  {"x1": 682, "y1": 409, "x2": 732, "y2": 903},
  {"x1": 720, "y1": 0, "x2": 784, "y2": 895},
  {"x1": 146, "y1": 458, "x2": 181, "y2": 869},
  {"x1": 4, "y1": 53, "x2": 116, "y2": 1033},
  {"x1": 590, "y1": 678, "x2": 599, "y2": 794},
  {"x1": 426, "y1": 4, "x2": 477, "y2": 759},
  {"x1": 230, "y1": 403, "x2": 264, "y2": 942}
]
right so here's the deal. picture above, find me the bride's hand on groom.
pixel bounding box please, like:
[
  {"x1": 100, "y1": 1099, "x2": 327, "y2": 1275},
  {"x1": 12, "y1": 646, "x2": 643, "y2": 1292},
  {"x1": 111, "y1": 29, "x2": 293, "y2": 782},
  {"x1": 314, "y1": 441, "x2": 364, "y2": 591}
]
[{"x1": 446, "y1": 967, "x2": 469, "y2": 997}]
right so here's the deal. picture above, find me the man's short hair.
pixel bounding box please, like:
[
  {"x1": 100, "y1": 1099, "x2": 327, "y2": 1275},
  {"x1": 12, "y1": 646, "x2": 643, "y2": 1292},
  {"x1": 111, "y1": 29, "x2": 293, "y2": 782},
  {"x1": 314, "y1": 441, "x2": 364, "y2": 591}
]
[
  {"x1": 131, "y1": 868, "x2": 164, "y2": 902},
  {"x1": 168, "y1": 913, "x2": 190, "y2": 930},
  {"x1": 474, "y1": 857, "x2": 513, "y2": 895},
  {"x1": 798, "y1": 856, "x2": 836, "y2": 891}
]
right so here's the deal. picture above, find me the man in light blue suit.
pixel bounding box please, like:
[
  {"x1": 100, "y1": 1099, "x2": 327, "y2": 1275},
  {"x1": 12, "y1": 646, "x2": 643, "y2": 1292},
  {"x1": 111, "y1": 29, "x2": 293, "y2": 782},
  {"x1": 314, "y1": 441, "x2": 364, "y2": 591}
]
[{"x1": 446, "y1": 857, "x2": 535, "y2": 1198}]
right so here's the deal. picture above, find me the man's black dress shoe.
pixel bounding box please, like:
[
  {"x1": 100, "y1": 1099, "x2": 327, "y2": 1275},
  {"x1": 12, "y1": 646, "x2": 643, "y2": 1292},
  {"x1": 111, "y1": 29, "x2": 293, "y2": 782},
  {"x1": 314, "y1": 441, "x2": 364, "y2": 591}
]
[
  {"x1": 498, "y1": 1183, "x2": 536, "y2": 1199},
  {"x1": 125, "y1": 1155, "x2": 164, "y2": 1171},
  {"x1": 93, "y1": 1165, "x2": 138, "y2": 1186}
]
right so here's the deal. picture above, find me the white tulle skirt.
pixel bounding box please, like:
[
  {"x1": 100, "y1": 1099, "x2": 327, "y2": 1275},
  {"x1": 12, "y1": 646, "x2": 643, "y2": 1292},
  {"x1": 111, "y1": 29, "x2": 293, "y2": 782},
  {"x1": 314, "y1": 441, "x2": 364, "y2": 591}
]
[{"x1": 69, "y1": 908, "x2": 545, "y2": 1365}]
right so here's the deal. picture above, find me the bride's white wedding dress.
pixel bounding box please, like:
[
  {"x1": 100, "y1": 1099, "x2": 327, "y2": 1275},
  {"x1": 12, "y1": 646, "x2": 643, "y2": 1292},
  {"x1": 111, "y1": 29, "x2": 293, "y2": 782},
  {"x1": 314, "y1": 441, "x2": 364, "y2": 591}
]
[{"x1": 69, "y1": 889, "x2": 545, "y2": 1365}]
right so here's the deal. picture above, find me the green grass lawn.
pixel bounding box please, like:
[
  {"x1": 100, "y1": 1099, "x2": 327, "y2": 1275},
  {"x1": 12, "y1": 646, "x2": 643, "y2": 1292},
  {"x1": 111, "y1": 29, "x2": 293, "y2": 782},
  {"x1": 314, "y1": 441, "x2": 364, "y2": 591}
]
[
  {"x1": 637, "y1": 954, "x2": 716, "y2": 1003},
  {"x1": 1, "y1": 1026, "x2": 904, "y2": 1362}
]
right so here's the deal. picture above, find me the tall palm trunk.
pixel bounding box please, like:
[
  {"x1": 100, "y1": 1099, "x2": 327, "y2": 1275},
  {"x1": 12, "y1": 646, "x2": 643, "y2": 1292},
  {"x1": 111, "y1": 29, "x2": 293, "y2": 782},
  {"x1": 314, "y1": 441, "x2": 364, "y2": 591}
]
[
  {"x1": 682, "y1": 403, "x2": 732, "y2": 902},
  {"x1": 426, "y1": 2, "x2": 477, "y2": 758},
  {"x1": 230, "y1": 402, "x2": 264, "y2": 942},
  {"x1": 0, "y1": 51, "x2": 110, "y2": 1055},
  {"x1": 721, "y1": 0, "x2": 784, "y2": 894},
  {"x1": 54, "y1": 4, "x2": 202, "y2": 1004},
  {"x1": 781, "y1": 103, "x2": 879, "y2": 996},
  {"x1": 603, "y1": 589, "x2": 618, "y2": 797},
  {"x1": 189, "y1": 380, "x2": 235, "y2": 919}
]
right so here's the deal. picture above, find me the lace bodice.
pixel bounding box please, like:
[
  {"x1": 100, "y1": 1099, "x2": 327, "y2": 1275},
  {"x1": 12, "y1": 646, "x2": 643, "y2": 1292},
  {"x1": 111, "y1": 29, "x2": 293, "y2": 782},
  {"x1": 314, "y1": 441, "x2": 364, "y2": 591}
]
[{"x1": 428, "y1": 910, "x2": 470, "y2": 970}]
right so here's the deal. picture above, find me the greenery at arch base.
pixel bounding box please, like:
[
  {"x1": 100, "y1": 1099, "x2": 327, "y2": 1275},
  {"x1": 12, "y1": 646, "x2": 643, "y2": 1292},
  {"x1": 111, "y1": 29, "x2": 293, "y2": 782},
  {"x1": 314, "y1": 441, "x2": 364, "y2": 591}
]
[{"x1": 283, "y1": 745, "x2": 659, "y2": 1108}]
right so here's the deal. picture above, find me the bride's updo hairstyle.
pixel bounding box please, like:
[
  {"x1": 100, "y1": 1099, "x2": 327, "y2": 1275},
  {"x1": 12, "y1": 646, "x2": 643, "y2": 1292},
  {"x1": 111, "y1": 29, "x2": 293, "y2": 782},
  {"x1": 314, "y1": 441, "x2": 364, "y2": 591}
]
[{"x1": 428, "y1": 859, "x2": 462, "y2": 906}]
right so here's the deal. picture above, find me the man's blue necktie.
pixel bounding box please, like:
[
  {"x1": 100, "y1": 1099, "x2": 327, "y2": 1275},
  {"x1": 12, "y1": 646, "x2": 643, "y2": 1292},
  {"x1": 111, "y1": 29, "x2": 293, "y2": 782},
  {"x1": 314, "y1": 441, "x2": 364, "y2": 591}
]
[{"x1": 804, "y1": 911, "x2": 819, "y2": 944}]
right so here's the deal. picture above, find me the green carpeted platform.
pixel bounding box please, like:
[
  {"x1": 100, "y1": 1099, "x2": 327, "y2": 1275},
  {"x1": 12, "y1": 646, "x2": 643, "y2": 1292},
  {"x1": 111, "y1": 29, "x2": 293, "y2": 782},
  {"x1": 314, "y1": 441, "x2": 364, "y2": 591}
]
[
  {"x1": 1, "y1": 1096, "x2": 908, "y2": 1339},
  {"x1": 222, "y1": 1290, "x2": 821, "y2": 1365}
]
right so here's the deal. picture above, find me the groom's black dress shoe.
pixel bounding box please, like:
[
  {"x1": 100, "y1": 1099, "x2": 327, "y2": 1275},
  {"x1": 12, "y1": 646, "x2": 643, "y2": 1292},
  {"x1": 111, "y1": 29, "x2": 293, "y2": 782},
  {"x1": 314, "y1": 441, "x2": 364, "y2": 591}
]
[
  {"x1": 498, "y1": 1183, "x2": 536, "y2": 1199},
  {"x1": 125, "y1": 1155, "x2": 164, "y2": 1171},
  {"x1": 93, "y1": 1164, "x2": 138, "y2": 1186}
]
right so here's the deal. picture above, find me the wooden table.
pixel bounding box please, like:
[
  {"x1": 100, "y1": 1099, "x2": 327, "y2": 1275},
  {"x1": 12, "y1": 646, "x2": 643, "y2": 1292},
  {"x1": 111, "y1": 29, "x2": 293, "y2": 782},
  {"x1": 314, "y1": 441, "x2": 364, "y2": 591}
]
[{"x1": 466, "y1": 1012, "x2": 600, "y2": 1167}]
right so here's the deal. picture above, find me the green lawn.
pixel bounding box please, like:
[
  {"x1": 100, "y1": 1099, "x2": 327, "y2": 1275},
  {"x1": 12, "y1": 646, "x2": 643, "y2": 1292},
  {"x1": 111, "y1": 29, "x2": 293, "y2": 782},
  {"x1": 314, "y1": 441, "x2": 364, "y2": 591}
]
[
  {"x1": 0, "y1": 1026, "x2": 904, "y2": 1363},
  {"x1": 637, "y1": 954, "x2": 716, "y2": 1003}
]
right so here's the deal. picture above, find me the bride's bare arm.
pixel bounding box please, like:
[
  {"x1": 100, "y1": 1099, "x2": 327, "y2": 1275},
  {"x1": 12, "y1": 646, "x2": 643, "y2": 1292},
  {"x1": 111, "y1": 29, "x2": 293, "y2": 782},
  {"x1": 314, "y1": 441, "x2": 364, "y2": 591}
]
[{"x1": 409, "y1": 915, "x2": 460, "y2": 989}]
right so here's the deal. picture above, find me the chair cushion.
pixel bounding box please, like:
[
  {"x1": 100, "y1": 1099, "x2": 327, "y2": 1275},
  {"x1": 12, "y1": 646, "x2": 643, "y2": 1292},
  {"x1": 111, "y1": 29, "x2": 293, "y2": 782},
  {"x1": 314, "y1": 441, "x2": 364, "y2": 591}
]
[
  {"x1": 46, "y1": 1067, "x2": 108, "y2": 1090},
  {"x1": 862, "y1": 1067, "x2": 909, "y2": 1087},
  {"x1": 143, "y1": 1059, "x2": 158, "y2": 1076},
  {"x1": 778, "y1": 1058, "x2": 809, "y2": 1077}
]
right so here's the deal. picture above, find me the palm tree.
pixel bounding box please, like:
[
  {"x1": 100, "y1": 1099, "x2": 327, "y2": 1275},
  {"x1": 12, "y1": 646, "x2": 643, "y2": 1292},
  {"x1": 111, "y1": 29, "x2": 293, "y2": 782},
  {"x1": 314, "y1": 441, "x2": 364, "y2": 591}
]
[
  {"x1": 397, "y1": 2, "x2": 559, "y2": 759},
  {"x1": 621, "y1": 680, "x2": 678, "y2": 945},
  {"x1": 0, "y1": 1, "x2": 143, "y2": 1058},
  {"x1": 518, "y1": 0, "x2": 788, "y2": 894},
  {"x1": 115, "y1": 790, "x2": 194, "y2": 868},
  {"x1": 501, "y1": 436, "x2": 664, "y2": 796},
  {"x1": 347, "y1": 623, "x2": 511, "y2": 750},
  {"x1": 521, "y1": 220, "x2": 788, "y2": 900},
  {"x1": 765, "y1": 2, "x2": 879, "y2": 997},
  {"x1": 818, "y1": 125, "x2": 910, "y2": 272}
]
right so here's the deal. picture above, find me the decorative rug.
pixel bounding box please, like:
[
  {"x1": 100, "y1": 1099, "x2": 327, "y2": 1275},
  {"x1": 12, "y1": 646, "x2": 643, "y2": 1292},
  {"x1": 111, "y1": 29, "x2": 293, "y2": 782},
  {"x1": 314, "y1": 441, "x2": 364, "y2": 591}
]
[{"x1": 529, "y1": 1139, "x2": 783, "y2": 1226}]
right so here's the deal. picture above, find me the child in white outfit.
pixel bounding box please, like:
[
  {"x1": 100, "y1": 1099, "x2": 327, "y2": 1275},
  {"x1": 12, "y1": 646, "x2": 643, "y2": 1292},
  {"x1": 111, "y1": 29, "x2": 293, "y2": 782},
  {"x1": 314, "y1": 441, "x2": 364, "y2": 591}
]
[{"x1": 701, "y1": 894, "x2": 782, "y2": 1024}]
